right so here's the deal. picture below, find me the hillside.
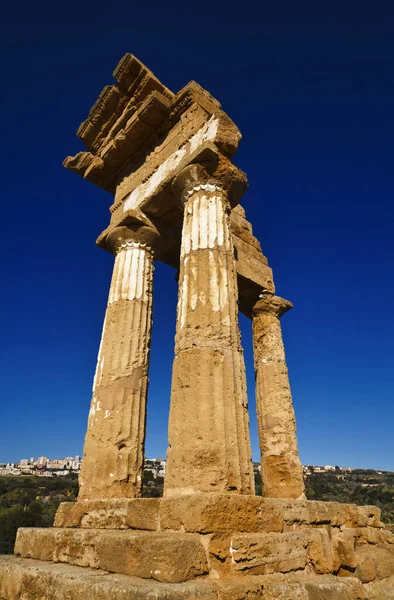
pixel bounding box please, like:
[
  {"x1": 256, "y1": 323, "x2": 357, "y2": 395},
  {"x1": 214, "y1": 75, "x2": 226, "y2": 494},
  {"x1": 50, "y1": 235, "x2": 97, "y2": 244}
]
[{"x1": 304, "y1": 468, "x2": 394, "y2": 523}]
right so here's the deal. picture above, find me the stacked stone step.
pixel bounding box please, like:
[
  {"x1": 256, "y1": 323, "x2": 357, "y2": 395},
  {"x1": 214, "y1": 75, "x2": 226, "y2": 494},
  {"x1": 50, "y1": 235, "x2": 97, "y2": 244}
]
[
  {"x1": 7, "y1": 496, "x2": 394, "y2": 595},
  {"x1": 3, "y1": 555, "x2": 389, "y2": 600}
]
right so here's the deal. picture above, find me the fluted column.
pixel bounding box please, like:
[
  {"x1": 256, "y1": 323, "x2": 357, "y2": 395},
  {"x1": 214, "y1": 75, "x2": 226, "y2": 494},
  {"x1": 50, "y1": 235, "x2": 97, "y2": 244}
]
[
  {"x1": 252, "y1": 294, "x2": 305, "y2": 499},
  {"x1": 78, "y1": 238, "x2": 154, "y2": 499},
  {"x1": 164, "y1": 181, "x2": 255, "y2": 496}
]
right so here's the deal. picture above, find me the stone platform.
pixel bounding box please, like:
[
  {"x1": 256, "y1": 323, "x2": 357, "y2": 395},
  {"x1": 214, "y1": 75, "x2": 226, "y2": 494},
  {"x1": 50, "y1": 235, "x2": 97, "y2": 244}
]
[
  {"x1": 1, "y1": 496, "x2": 394, "y2": 598},
  {"x1": 4, "y1": 556, "x2": 391, "y2": 600}
]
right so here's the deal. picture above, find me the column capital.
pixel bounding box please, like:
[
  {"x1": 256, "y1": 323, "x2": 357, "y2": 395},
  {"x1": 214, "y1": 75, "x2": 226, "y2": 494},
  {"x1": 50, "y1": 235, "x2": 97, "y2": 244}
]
[
  {"x1": 172, "y1": 164, "x2": 226, "y2": 207},
  {"x1": 113, "y1": 237, "x2": 155, "y2": 256},
  {"x1": 172, "y1": 162, "x2": 246, "y2": 209},
  {"x1": 184, "y1": 180, "x2": 226, "y2": 200},
  {"x1": 107, "y1": 227, "x2": 157, "y2": 256},
  {"x1": 253, "y1": 293, "x2": 293, "y2": 319},
  {"x1": 97, "y1": 210, "x2": 168, "y2": 258}
]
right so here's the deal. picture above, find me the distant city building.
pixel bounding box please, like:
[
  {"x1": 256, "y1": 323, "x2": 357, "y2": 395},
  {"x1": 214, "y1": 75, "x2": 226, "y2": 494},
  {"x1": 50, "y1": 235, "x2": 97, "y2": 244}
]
[{"x1": 0, "y1": 456, "x2": 367, "y2": 480}]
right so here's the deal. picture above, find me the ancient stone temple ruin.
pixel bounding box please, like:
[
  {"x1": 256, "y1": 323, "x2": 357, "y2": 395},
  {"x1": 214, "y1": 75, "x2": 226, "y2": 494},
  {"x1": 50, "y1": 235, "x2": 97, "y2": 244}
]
[{"x1": 1, "y1": 54, "x2": 393, "y2": 599}]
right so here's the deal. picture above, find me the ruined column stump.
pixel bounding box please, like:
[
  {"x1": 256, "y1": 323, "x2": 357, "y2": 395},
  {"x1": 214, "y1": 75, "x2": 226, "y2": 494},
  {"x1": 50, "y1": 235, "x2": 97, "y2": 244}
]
[
  {"x1": 252, "y1": 294, "x2": 305, "y2": 500},
  {"x1": 164, "y1": 180, "x2": 255, "y2": 496}
]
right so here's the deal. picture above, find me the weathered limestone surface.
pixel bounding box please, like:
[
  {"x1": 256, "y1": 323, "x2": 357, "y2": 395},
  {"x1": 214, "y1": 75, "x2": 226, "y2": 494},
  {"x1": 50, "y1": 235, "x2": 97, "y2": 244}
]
[
  {"x1": 252, "y1": 294, "x2": 305, "y2": 499},
  {"x1": 355, "y1": 545, "x2": 394, "y2": 583},
  {"x1": 331, "y1": 527, "x2": 357, "y2": 572},
  {"x1": 2, "y1": 547, "x2": 394, "y2": 598},
  {"x1": 305, "y1": 528, "x2": 334, "y2": 574},
  {"x1": 165, "y1": 180, "x2": 254, "y2": 496},
  {"x1": 64, "y1": 54, "x2": 174, "y2": 195},
  {"x1": 0, "y1": 556, "x2": 218, "y2": 600},
  {"x1": 229, "y1": 532, "x2": 308, "y2": 576},
  {"x1": 356, "y1": 525, "x2": 394, "y2": 545},
  {"x1": 364, "y1": 574, "x2": 394, "y2": 599},
  {"x1": 54, "y1": 495, "x2": 391, "y2": 537},
  {"x1": 306, "y1": 501, "x2": 383, "y2": 529},
  {"x1": 159, "y1": 494, "x2": 283, "y2": 533},
  {"x1": 230, "y1": 205, "x2": 275, "y2": 317},
  {"x1": 79, "y1": 237, "x2": 154, "y2": 500},
  {"x1": 3, "y1": 556, "x2": 392, "y2": 600},
  {"x1": 15, "y1": 528, "x2": 208, "y2": 583},
  {"x1": 212, "y1": 576, "x2": 365, "y2": 600},
  {"x1": 54, "y1": 498, "x2": 160, "y2": 530},
  {"x1": 303, "y1": 576, "x2": 366, "y2": 599}
]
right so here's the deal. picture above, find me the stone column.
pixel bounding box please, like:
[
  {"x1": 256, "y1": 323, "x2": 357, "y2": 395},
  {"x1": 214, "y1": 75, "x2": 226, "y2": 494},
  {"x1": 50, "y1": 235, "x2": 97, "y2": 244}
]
[
  {"x1": 252, "y1": 294, "x2": 305, "y2": 499},
  {"x1": 78, "y1": 235, "x2": 154, "y2": 500},
  {"x1": 164, "y1": 179, "x2": 255, "y2": 496}
]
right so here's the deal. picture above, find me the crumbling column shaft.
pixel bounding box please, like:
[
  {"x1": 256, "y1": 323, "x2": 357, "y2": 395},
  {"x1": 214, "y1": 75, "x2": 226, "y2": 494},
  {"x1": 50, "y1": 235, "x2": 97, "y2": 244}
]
[
  {"x1": 165, "y1": 183, "x2": 255, "y2": 496},
  {"x1": 79, "y1": 240, "x2": 154, "y2": 499},
  {"x1": 252, "y1": 296, "x2": 305, "y2": 499}
]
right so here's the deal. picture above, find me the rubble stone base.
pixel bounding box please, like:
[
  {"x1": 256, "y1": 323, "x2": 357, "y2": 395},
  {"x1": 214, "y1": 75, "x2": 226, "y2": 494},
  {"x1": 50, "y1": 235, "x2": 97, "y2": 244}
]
[{"x1": 1, "y1": 496, "x2": 394, "y2": 599}]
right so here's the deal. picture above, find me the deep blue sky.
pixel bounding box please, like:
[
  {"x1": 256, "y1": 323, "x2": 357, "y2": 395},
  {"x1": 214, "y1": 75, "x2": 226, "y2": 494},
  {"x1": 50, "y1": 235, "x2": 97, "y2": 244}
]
[{"x1": 1, "y1": 2, "x2": 393, "y2": 470}]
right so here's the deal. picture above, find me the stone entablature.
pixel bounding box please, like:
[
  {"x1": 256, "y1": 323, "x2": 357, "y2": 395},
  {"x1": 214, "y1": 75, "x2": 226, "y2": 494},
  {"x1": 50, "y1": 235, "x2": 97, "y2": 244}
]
[{"x1": 64, "y1": 54, "x2": 273, "y2": 317}]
